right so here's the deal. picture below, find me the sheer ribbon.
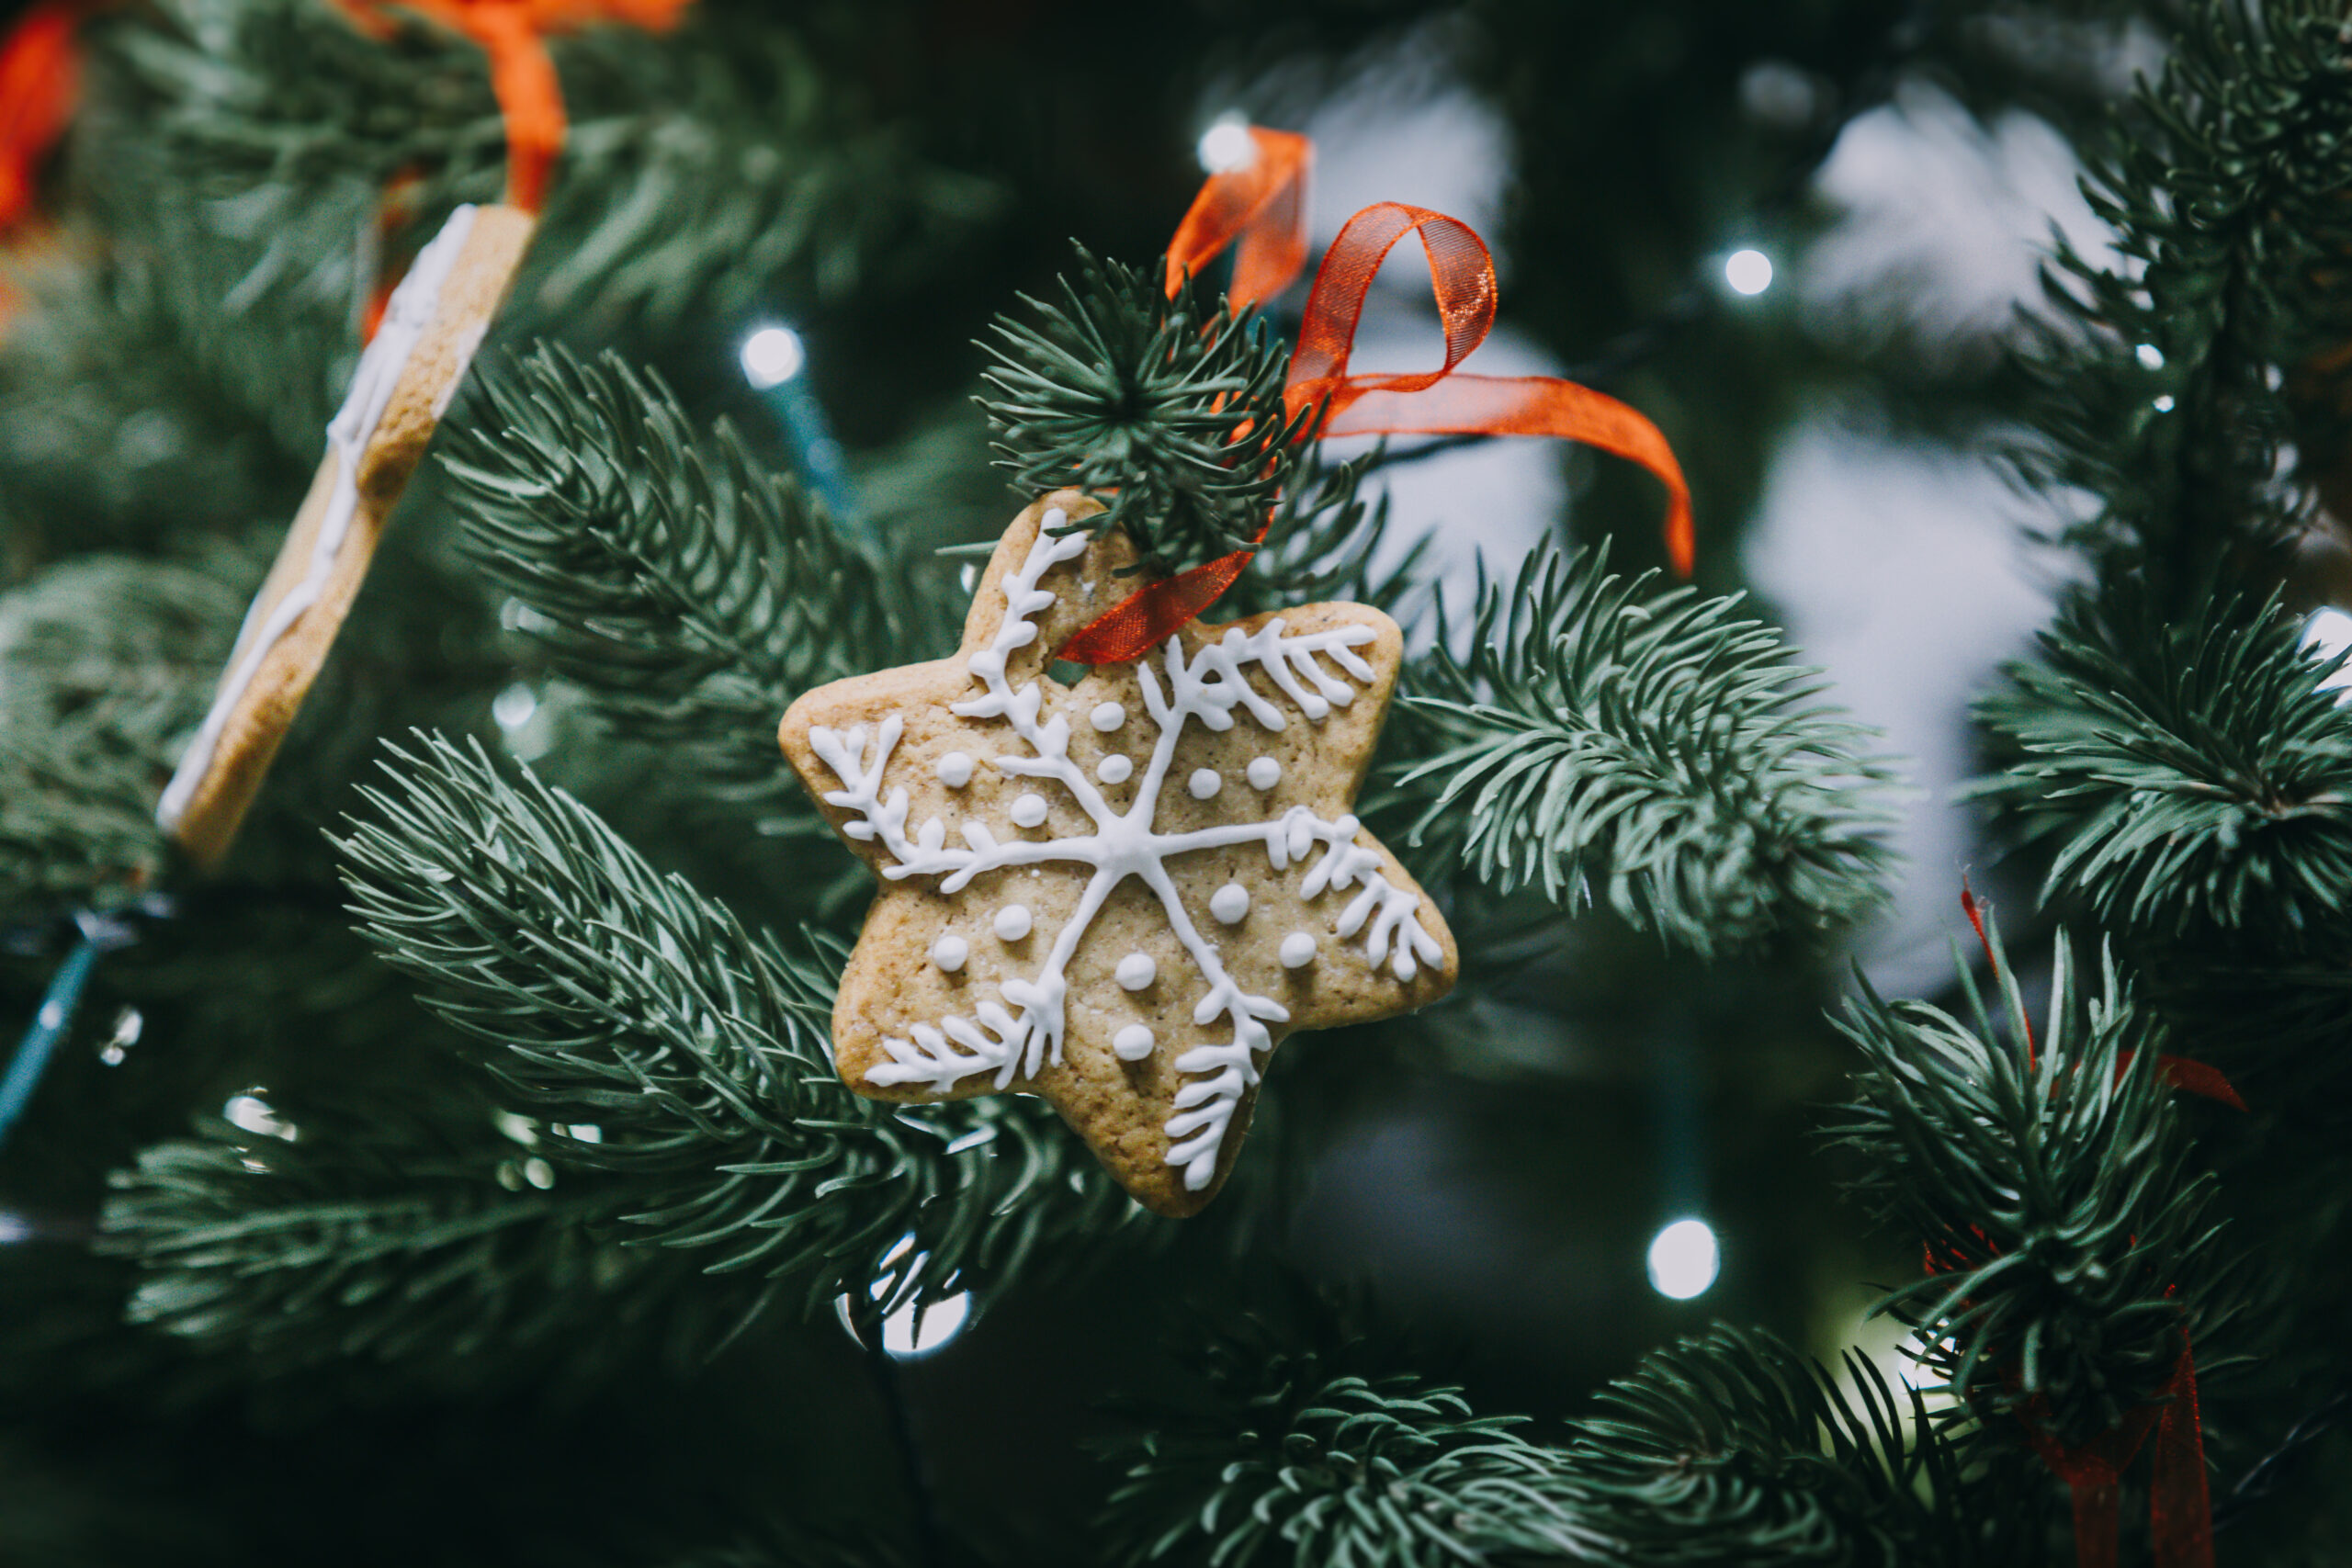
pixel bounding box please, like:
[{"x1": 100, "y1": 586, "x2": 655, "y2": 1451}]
[{"x1": 1058, "y1": 127, "x2": 1692, "y2": 665}]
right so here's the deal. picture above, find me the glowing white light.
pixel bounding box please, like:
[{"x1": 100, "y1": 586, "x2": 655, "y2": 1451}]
[
  {"x1": 1197, "y1": 115, "x2": 1256, "y2": 174},
  {"x1": 223, "y1": 1093, "x2": 298, "y2": 1142},
  {"x1": 2136, "y1": 343, "x2": 2165, "y2": 370},
  {"x1": 1724, "y1": 250, "x2": 1773, "y2": 296},
  {"x1": 834, "y1": 1232, "x2": 976, "y2": 1358},
  {"x1": 492, "y1": 682, "x2": 538, "y2": 730},
  {"x1": 741, "y1": 325, "x2": 807, "y2": 389},
  {"x1": 0, "y1": 1212, "x2": 28, "y2": 1245},
  {"x1": 2152, "y1": 394, "x2": 2176, "y2": 412},
  {"x1": 1645, "y1": 1217, "x2": 1720, "y2": 1299}
]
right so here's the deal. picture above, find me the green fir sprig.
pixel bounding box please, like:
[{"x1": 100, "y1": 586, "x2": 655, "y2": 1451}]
[
  {"x1": 335, "y1": 732, "x2": 1145, "y2": 1316},
  {"x1": 1824, "y1": 924, "x2": 2229, "y2": 1448},
  {"x1": 978, "y1": 245, "x2": 1315, "y2": 574},
  {"x1": 1397, "y1": 546, "x2": 1899, "y2": 957}
]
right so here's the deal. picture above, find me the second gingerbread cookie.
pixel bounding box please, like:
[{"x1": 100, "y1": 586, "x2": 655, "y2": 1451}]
[{"x1": 778, "y1": 491, "x2": 1458, "y2": 1216}]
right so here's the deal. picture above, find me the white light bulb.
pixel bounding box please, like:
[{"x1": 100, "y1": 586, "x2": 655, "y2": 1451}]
[
  {"x1": 2304, "y1": 607, "x2": 2352, "y2": 699},
  {"x1": 1645, "y1": 1217, "x2": 1720, "y2": 1299},
  {"x1": 1724, "y1": 249, "x2": 1773, "y2": 297},
  {"x1": 1197, "y1": 116, "x2": 1256, "y2": 174},
  {"x1": 741, "y1": 325, "x2": 806, "y2": 389}
]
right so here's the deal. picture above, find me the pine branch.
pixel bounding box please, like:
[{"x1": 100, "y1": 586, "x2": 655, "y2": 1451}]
[
  {"x1": 978, "y1": 246, "x2": 1315, "y2": 575},
  {"x1": 2009, "y1": 0, "x2": 2352, "y2": 601},
  {"x1": 1396, "y1": 547, "x2": 1899, "y2": 958},
  {"x1": 438, "y1": 344, "x2": 919, "y2": 833},
  {"x1": 1822, "y1": 924, "x2": 2228, "y2": 1449},
  {"x1": 336, "y1": 732, "x2": 1146, "y2": 1316},
  {"x1": 1972, "y1": 587, "x2": 2352, "y2": 945},
  {"x1": 0, "y1": 558, "x2": 241, "y2": 918},
  {"x1": 102, "y1": 0, "x2": 997, "y2": 333},
  {"x1": 1101, "y1": 1313, "x2": 1986, "y2": 1567}
]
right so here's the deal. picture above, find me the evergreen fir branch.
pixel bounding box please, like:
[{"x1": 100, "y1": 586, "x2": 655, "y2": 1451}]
[
  {"x1": 1556, "y1": 1325, "x2": 1986, "y2": 1567},
  {"x1": 1822, "y1": 926, "x2": 2228, "y2": 1449},
  {"x1": 439, "y1": 344, "x2": 916, "y2": 829},
  {"x1": 1102, "y1": 1313, "x2": 1984, "y2": 1567},
  {"x1": 105, "y1": 1, "x2": 997, "y2": 334},
  {"x1": 0, "y1": 558, "x2": 242, "y2": 918},
  {"x1": 336, "y1": 732, "x2": 1145, "y2": 1315},
  {"x1": 1216, "y1": 447, "x2": 1431, "y2": 623},
  {"x1": 100, "y1": 1104, "x2": 666, "y2": 1375},
  {"x1": 978, "y1": 246, "x2": 1315, "y2": 574},
  {"x1": 1972, "y1": 587, "x2": 2352, "y2": 943},
  {"x1": 1396, "y1": 547, "x2": 1899, "y2": 957},
  {"x1": 2009, "y1": 0, "x2": 2352, "y2": 600}
]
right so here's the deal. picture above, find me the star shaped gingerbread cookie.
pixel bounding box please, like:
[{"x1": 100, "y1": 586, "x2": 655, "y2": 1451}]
[{"x1": 778, "y1": 491, "x2": 1458, "y2": 1214}]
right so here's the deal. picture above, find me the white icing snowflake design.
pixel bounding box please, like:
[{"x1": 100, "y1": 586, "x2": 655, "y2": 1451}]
[{"x1": 806, "y1": 510, "x2": 1446, "y2": 1191}]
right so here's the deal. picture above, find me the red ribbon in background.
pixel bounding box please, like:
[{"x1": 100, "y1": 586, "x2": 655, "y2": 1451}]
[
  {"x1": 1057, "y1": 124, "x2": 1694, "y2": 665},
  {"x1": 340, "y1": 0, "x2": 694, "y2": 216},
  {"x1": 1939, "y1": 886, "x2": 2226, "y2": 1568},
  {"x1": 0, "y1": 0, "x2": 91, "y2": 333}
]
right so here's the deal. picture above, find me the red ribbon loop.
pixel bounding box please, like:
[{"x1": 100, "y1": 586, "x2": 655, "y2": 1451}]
[
  {"x1": 1164, "y1": 127, "x2": 1311, "y2": 310},
  {"x1": 2023, "y1": 1335, "x2": 2212, "y2": 1568},
  {"x1": 1058, "y1": 130, "x2": 1694, "y2": 666}
]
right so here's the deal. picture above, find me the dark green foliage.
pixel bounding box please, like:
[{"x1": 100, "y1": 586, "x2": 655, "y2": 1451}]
[
  {"x1": 337, "y1": 733, "x2": 1145, "y2": 1314},
  {"x1": 440, "y1": 344, "x2": 922, "y2": 837},
  {"x1": 1973, "y1": 588, "x2": 2352, "y2": 943},
  {"x1": 0, "y1": 558, "x2": 241, "y2": 917},
  {"x1": 2010, "y1": 0, "x2": 2352, "y2": 600},
  {"x1": 1100, "y1": 1315, "x2": 1589, "y2": 1567},
  {"x1": 1398, "y1": 547, "x2": 1898, "y2": 957},
  {"x1": 1557, "y1": 1325, "x2": 1986, "y2": 1567},
  {"x1": 1102, "y1": 1311, "x2": 1986, "y2": 1568},
  {"x1": 978, "y1": 246, "x2": 1314, "y2": 573},
  {"x1": 1825, "y1": 927, "x2": 2226, "y2": 1448}
]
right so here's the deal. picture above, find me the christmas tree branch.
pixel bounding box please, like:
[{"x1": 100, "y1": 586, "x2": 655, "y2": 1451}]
[
  {"x1": 336, "y1": 732, "x2": 1145, "y2": 1314},
  {"x1": 1823, "y1": 924, "x2": 2228, "y2": 1450},
  {"x1": 1973, "y1": 588, "x2": 2352, "y2": 943},
  {"x1": 1396, "y1": 546, "x2": 1899, "y2": 958},
  {"x1": 440, "y1": 344, "x2": 918, "y2": 831},
  {"x1": 1101, "y1": 1316, "x2": 1983, "y2": 1567}
]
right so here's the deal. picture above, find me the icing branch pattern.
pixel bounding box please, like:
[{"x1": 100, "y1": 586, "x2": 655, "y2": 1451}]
[{"x1": 807, "y1": 512, "x2": 1445, "y2": 1190}]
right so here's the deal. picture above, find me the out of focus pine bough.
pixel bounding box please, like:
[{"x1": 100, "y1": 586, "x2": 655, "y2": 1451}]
[
  {"x1": 336, "y1": 732, "x2": 1141, "y2": 1317},
  {"x1": 1973, "y1": 589, "x2": 2352, "y2": 944},
  {"x1": 0, "y1": 558, "x2": 239, "y2": 919},
  {"x1": 1825, "y1": 923, "x2": 2228, "y2": 1450},
  {"x1": 440, "y1": 344, "x2": 919, "y2": 840},
  {"x1": 1101, "y1": 1315, "x2": 1989, "y2": 1568},
  {"x1": 105, "y1": 0, "x2": 996, "y2": 333},
  {"x1": 1397, "y1": 547, "x2": 1899, "y2": 957},
  {"x1": 2010, "y1": 0, "x2": 2352, "y2": 604}
]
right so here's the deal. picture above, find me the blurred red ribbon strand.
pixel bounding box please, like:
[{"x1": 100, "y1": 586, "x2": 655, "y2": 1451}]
[
  {"x1": 0, "y1": 0, "x2": 90, "y2": 331},
  {"x1": 341, "y1": 0, "x2": 694, "y2": 215},
  {"x1": 2021, "y1": 1333, "x2": 2213, "y2": 1568},
  {"x1": 1058, "y1": 126, "x2": 1693, "y2": 665}
]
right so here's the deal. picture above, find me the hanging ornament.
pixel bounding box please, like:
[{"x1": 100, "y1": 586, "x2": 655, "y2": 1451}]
[
  {"x1": 781, "y1": 491, "x2": 1457, "y2": 1214},
  {"x1": 777, "y1": 126, "x2": 1692, "y2": 1211},
  {"x1": 158, "y1": 0, "x2": 689, "y2": 865}
]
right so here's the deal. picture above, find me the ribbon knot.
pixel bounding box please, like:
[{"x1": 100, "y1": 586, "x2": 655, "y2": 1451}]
[{"x1": 1057, "y1": 124, "x2": 1693, "y2": 666}]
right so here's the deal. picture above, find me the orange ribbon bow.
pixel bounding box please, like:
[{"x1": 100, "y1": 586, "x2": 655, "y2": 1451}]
[{"x1": 1057, "y1": 124, "x2": 1693, "y2": 666}]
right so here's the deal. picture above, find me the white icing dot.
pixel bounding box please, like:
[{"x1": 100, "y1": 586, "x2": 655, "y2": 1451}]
[
  {"x1": 994, "y1": 906, "x2": 1032, "y2": 942},
  {"x1": 936, "y1": 751, "x2": 974, "y2": 787},
  {"x1": 1210, "y1": 883, "x2": 1250, "y2": 925},
  {"x1": 932, "y1": 934, "x2": 969, "y2": 973},
  {"x1": 1091, "y1": 702, "x2": 1126, "y2": 732},
  {"x1": 1115, "y1": 953, "x2": 1156, "y2": 991},
  {"x1": 1247, "y1": 756, "x2": 1282, "y2": 790},
  {"x1": 1188, "y1": 768, "x2": 1222, "y2": 800},
  {"x1": 1010, "y1": 792, "x2": 1047, "y2": 828},
  {"x1": 1113, "y1": 1023, "x2": 1155, "y2": 1061},
  {"x1": 1097, "y1": 754, "x2": 1134, "y2": 784},
  {"x1": 1279, "y1": 931, "x2": 1317, "y2": 968}
]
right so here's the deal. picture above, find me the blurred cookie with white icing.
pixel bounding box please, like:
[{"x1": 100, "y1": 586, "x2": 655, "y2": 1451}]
[{"x1": 157, "y1": 203, "x2": 535, "y2": 868}]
